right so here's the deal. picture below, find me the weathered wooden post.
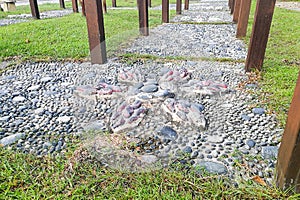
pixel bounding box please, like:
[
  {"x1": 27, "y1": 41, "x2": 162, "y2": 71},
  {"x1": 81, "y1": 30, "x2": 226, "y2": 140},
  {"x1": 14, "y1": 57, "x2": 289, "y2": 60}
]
[
  {"x1": 236, "y1": 0, "x2": 251, "y2": 38},
  {"x1": 148, "y1": 0, "x2": 151, "y2": 7},
  {"x1": 112, "y1": 0, "x2": 116, "y2": 7},
  {"x1": 59, "y1": 0, "x2": 65, "y2": 9},
  {"x1": 245, "y1": 0, "x2": 276, "y2": 71},
  {"x1": 137, "y1": 0, "x2": 149, "y2": 36},
  {"x1": 184, "y1": 0, "x2": 189, "y2": 10},
  {"x1": 176, "y1": 0, "x2": 182, "y2": 14},
  {"x1": 230, "y1": 0, "x2": 235, "y2": 14},
  {"x1": 72, "y1": 0, "x2": 79, "y2": 12},
  {"x1": 233, "y1": 0, "x2": 241, "y2": 23},
  {"x1": 103, "y1": 0, "x2": 107, "y2": 13},
  {"x1": 162, "y1": 0, "x2": 169, "y2": 23},
  {"x1": 80, "y1": 0, "x2": 86, "y2": 16},
  {"x1": 85, "y1": 0, "x2": 107, "y2": 64},
  {"x1": 29, "y1": 0, "x2": 40, "y2": 19},
  {"x1": 276, "y1": 72, "x2": 300, "y2": 193}
]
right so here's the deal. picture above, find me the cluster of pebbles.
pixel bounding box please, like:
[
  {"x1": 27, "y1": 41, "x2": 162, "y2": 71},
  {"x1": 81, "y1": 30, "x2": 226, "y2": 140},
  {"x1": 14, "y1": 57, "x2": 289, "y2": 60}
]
[
  {"x1": 0, "y1": 60, "x2": 281, "y2": 184},
  {"x1": 125, "y1": 23, "x2": 246, "y2": 60}
]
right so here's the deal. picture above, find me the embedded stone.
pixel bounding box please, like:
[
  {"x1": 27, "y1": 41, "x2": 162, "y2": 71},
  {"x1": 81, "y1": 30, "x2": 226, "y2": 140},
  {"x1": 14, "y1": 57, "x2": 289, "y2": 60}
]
[
  {"x1": 141, "y1": 84, "x2": 158, "y2": 93},
  {"x1": 157, "y1": 126, "x2": 178, "y2": 140},
  {"x1": 195, "y1": 161, "x2": 228, "y2": 175}
]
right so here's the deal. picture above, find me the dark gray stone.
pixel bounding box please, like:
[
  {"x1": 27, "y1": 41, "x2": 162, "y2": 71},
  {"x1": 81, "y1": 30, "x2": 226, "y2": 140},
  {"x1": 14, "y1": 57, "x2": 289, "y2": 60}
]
[
  {"x1": 246, "y1": 139, "x2": 256, "y2": 148},
  {"x1": 157, "y1": 126, "x2": 178, "y2": 140},
  {"x1": 183, "y1": 146, "x2": 192, "y2": 154}
]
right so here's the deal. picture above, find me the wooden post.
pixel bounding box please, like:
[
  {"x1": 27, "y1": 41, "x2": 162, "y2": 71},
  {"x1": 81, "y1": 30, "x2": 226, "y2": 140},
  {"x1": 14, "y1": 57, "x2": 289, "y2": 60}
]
[
  {"x1": 236, "y1": 0, "x2": 251, "y2": 38},
  {"x1": 233, "y1": 0, "x2": 241, "y2": 23},
  {"x1": 245, "y1": 0, "x2": 276, "y2": 71},
  {"x1": 148, "y1": 0, "x2": 151, "y2": 7},
  {"x1": 176, "y1": 0, "x2": 182, "y2": 15},
  {"x1": 162, "y1": 0, "x2": 169, "y2": 23},
  {"x1": 59, "y1": 0, "x2": 65, "y2": 9},
  {"x1": 85, "y1": 0, "x2": 107, "y2": 64},
  {"x1": 103, "y1": 0, "x2": 107, "y2": 13},
  {"x1": 137, "y1": 0, "x2": 149, "y2": 36},
  {"x1": 29, "y1": 0, "x2": 40, "y2": 19},
  {"x1": 80, "y1": 0, "x2": 86, "y2": 16},
  {"x1": 72, "y1": 0, "x2": 79, "y2": 12},
  {"x1": 230, "y1": 0, "x2": 235, "y2": 14},
  {"x1": 276, "y1": 72, "x2": 300, "y2": 193},
  {"x1": 184, "y1": 0, "x2": 189, "y2": 10},
  {"x1": 112, "y1": 0, "x2": 116, "y2": 7}
]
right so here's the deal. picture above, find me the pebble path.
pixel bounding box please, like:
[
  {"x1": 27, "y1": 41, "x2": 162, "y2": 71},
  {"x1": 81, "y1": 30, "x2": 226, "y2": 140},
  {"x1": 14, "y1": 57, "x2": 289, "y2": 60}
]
[{"x1": 0, "y1": 0, "x2": 282, "y2": 185}]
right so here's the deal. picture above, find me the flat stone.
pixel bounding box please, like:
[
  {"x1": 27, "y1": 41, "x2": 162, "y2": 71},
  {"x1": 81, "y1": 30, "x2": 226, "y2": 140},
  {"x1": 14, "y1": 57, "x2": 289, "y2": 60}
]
[
  {"x1": 261, "y1": 146, "x2": 278, "y2": 159},
  {"x1": 221, "y1": 103, "x2": 233, "y2": 108},
  {"x1": 139, "y1": 155, "x2": 158, "y2": 164},
  {"x1": 157, "y1": 126, "x2": 178, "y2": 140},
  {"x1": 141, "y1": 84, "x2": 158, "y2": 93},
  {"x1": 195, "y1": 161, "x2": 228, "y2": 175},
  {"x1": 0, "y1": 116, "x2": 10, "y2": 122},
  {"x1": 241, "y1": 114, "x2": 251, "y2": 121},
  {"x1": 34, "y1": 108, "x2": 45, "y2": 115},
  {"x1": 252, "y1": 107, "x2": 265, "y2": 115},
  {"x1": 206, "y1": 135, "x2": 224, "y2": 143},
  {"x1": 27, "y1": 85, "x2": 40, "y2": 91},
  {"x1": 0, "y1": 133, "x2": 25, "y2": 146},
  {"x1": 40, "y1": 76, "x2": 53, "y2": 83},
  {"x1": 12, "y1": 96, "x2": 26, "y2": 102},
  {"x1": 82, "y1": 121, "x2": 107, "y2": 132},
  {"x1": 57, "y1": 116, "x2": 71, "y2": 123}
]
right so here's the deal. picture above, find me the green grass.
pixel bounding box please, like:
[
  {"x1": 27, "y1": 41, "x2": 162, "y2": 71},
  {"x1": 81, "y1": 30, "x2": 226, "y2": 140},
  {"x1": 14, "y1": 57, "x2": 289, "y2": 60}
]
[
  {"x1": 0, "y1": 9, "x2": 176, "y2": 61},
  {"x1": 1, "y1": 147, "x2": 299, "y2": 199},
  {"x1": 245, "y1": 1, "x2": 300, "y2": 125}
]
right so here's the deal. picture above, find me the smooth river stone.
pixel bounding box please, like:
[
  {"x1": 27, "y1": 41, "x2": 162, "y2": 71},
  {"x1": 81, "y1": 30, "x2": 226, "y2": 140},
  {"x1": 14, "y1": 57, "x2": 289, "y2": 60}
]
[
  {"x1": 141, "y1": 84, "x2": 158, "y2": 93},
  {"x1": 57, "y1": 116, "x2": 71, "y2": 123},
  {"x1": 206, "y1": 135, "x2": 224, "y2": 143},
  {"x1": 12, "y1": 96, "x2": 26, "y2": 103},
  {"x1": 252, "y1": 107, "x2": 265, "y2": 115},
  {"x1": 195, "y1": 161, "x2": 228, "y2": 175},
  {"x1": 157, "y1": 126, "x2": 178, "y2": 140},
  {"x1": 27, "y1": 85, "x2": 40, "y2": 91},
  {"x1": 0, "y1": 133, "x2": 25, "y2": 146}
]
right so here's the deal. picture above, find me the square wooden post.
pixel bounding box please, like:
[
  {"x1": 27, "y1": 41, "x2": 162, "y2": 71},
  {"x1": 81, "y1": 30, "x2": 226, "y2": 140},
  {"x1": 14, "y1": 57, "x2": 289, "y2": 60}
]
[
  {"x1": 184, "y1": 0, "x2": 189, "y2": 10},
  {"x1": 59, "y1": 0, "x2": 65, "y2": 9},
  {"x1": 236, "y1": 0, "x2": 251, "y2": 38},
  {"x1": 230, "y1": 0, "x2": 235, "y2": 14},
  {"x1": 176, "y1": 0, "x2": 182, "y2": 15},
  {"x1": 245, "y1": 0, "x2": 276, "y2": 71},
  {"x1": 233, "y1": 0, "x2": 241, "y2": 23},
  {"x1": 112, "y1": 0, "x2": 116, "y2": 7},
  {"x1": 29, "y1": 0, "x2": 40, "y2": 19},
  {"x1": 162, "y1": 0, "x2": 169, "y2": 23},
  {"x1": 137, "y1": 0, "x2": 149, "y2": 36},
  {"x1": 72, "y1": 0, "x2": 79, "y2": 12},
  {"x1": 85, "y1": 0, "x2": 107, "y2": 64},
  {"x1": 276, "y1": 71, "x2": 300, "y2": 193}
]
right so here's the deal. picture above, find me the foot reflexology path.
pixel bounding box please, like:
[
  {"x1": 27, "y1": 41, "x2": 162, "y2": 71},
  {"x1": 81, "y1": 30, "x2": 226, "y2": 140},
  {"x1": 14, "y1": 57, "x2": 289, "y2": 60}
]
[{"x1": 0, "y1": 0, "x2": 281, "y2": 185}]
